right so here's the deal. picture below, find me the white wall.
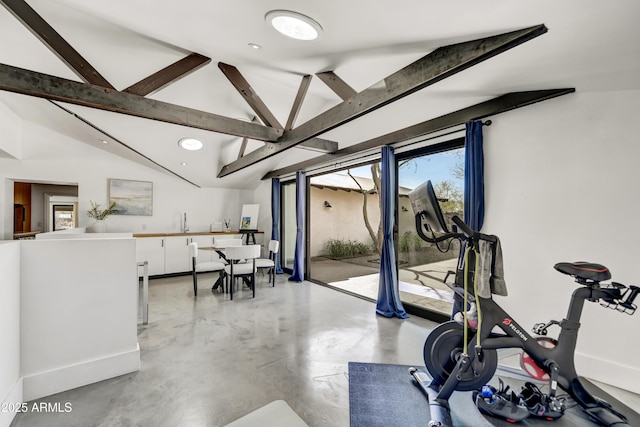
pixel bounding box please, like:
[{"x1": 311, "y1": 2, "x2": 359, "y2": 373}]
[
  {"x1": 0, "y1": 117, "x2": 254, "y2": 240},
  {"x1": 0, "y1": 241, "x2": 21, "y2": 427},
  {"x1": 20, "y1": 237, "x2": 139, "y2": 401},
  {"x1": 254, "y1": 180, "x2": 271, "y2": 236},
  {"x1": 0, "y1": 100, "x2": 21, "y2": 158},
  {"x1": 483, "y1": 89, "x2": 640, "y2": 393}
]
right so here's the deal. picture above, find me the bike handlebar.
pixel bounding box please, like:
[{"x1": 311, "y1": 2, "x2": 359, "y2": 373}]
[
  {"x1": 414, "y1": 213, "x2": 498, "y2": 245},
  {"x1": 451, "y1": 216, "x2": 474, "y2": 238},
  {"x1": 451, "y1": 215, "x2": 498, "y2": 244},
  {"x1": 414, "y1": 214, "x2": 463, "y2": 244}
]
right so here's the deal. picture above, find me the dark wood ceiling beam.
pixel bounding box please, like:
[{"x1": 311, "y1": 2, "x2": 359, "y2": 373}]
[
  {"x1": 285, "y1": 74, "x2": 312, "y2": 131},
  {"x1": 262, "y1": 88, "x2": 575, "y2": 180},
  {"x1": 237, "y1": 116, "x2": 259, "y2": 160},
  {"x1": 316, "y1": 71, "x2": 357, "y2": 101},
  {"x1": 218, "y1": 62, "x2": 284, "y2": 129},
  {"x1": 238, "y1": 137, "x2": 249, "y2": 160},
  {"x1": 285, "y1": 74, "x2": 338, "y2": 152},
  {"x1": 0, "y1": 63, "x2": 283, "y2": 141},
  {"x1": 219, "y1": 24, "x2": 548, "y2": 177},
  {"x1": 1, "y1": 0, "x2": 114, "y2": 89},
  {"x1": 298, "y1": 137, "x2": 338, "y2": 153},
  {"x1": 124, "y1": 53, "x2": 211, "y2": 96}
]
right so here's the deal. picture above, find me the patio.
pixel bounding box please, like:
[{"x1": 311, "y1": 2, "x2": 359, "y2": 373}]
[{"x1": 309, "y1": 256, "x2": 457, "y2": 316}]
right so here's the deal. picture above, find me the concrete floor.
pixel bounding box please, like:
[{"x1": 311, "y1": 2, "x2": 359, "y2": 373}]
[
  {"x1": 10, "y1": 273, "x2": 438, "y2": 427},
  {"x1": 10, "y1": 272, "x2": 639, "y2": 426}
]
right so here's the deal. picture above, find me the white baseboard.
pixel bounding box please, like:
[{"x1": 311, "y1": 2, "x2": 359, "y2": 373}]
[
  {"x1": 576, "y1": 351, "x2": 640, "y2": 394},
  {"x1": 23, "y1": 344, "x2": 140, "y2": 402},
  {"x1": 0, "y1": 377, "x2": 23, "y2": 427}
]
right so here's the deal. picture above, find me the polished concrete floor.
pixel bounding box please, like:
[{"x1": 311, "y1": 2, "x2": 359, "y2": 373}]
[
  {"x1": 10, "y1": 273, "x2": 639, "y2": 427},
  {"x1": 10, "y1": 273, "x2": 438, "y2": 427}
]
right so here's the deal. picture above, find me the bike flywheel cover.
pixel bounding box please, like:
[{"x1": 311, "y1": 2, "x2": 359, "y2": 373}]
[{"x1": 520, "y1": 338, "x2": 556, "y2": 381}]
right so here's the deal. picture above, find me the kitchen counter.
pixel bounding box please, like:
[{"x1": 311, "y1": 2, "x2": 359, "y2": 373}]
[
  {"x1": 13, "y1": 231, "x2": 41, "y2": 240},
  {"x1": 133, "y1": 230, "x2": 263, "y2": 238}
]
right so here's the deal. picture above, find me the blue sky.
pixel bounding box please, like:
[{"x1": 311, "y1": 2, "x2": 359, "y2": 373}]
[{"x1": 349, "y1": 148, "x2": 464, "y2": 190}]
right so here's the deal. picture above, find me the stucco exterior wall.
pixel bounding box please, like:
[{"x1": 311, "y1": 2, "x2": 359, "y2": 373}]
[{"x1": 309, "y1": 186, "x2": 415, "y2": 257}]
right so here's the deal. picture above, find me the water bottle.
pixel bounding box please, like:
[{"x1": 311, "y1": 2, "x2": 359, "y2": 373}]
[{"x1": 481, "y1": 385, "x2": 496, "y2": 403}]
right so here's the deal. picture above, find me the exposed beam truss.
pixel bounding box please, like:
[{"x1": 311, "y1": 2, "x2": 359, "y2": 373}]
[
  {"x1": 219, "y1": 63, "x2": 337, "y2": 153},
  {"x1": 316, "y1": 71, "x2": 357, "y2": 101},
  {"x1": 0, "y1": 63, "x2": 282, "y2": 141},
  {"x1": 0, "y1": 0, "x2": 285, "y2": 143},
  {"x1": 0, "y1": 2, "x2": 558, "y2": 182},
  {"x1": 1, "y1": 0, "x2": 114, "y2": 88},
  {"x1": 262, "y1": 89, "x2": 575, "y2": 180},
  {"x1": 285, "y1": 74, "x2": 312, "y2": 131},
  {"x1": 124, "y1": 53, "x2": 211, "y2": 96},
  {"x1": 237, "y1": 116, "x2": 259, "y2": 160},
  {"x1": 218, "y1": 62, "x2": 284, "y2": 129},
  {"x1": 219, "y1": 24, "x2": 549, "y2": 177}
]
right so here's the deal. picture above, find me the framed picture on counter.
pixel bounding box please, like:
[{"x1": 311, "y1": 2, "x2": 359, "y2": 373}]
[
  {"x1": 108, "y1": 179, "x2": 153, "y2": 216},
  {"x1": 239, "y1": 204, "x2": 259, "y2": 230}
]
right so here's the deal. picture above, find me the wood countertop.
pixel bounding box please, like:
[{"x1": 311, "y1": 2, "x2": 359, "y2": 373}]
[
  {"x1": 13, "y1": 231, "x2": 41, "y2": 240},
  {"x1": 133, "y1": 230, "x2": 263, "y2": 238}
]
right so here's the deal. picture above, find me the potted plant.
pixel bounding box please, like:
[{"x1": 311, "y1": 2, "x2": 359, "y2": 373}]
[{"x1": 87, "y1": 201, "x2": 119, "y2": 232}]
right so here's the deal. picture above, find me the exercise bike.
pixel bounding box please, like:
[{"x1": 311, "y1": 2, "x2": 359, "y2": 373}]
[{"x1": 407, "y1": 181, "x2": 638, "y2": 427}]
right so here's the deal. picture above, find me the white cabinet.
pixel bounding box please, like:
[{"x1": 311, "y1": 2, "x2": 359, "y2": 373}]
[
  {"x1": 164, "y1": 236, "x2": 191, "y2": 274},
  {"x1": 135, "y1": 233, "x2": 262, "y2": 276},
  {"x1": 136, "y1": 236, "x2": 165, "y2": 276},
  {"x1": 191, "y1": 235, "x2": 216, "y2": 263}
]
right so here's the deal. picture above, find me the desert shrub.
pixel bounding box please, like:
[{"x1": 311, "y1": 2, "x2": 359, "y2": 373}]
[
  {"x1": 324, "y1": 238, "x2": 374, "y2": 259},
  {"x1": 399, "y1": 232, "x2": 423, "y2": 252}
]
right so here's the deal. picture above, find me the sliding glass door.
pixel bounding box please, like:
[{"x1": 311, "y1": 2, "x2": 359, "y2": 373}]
[
  {"x1": 282, "y1": 139, "x2": 464, "y2": 319},
  {"x1": 396, "y1": 143, "x2": 464, "y2": 316},
  {"x1": 308, "y1": 164, "x2": 381, "y2": 297}
]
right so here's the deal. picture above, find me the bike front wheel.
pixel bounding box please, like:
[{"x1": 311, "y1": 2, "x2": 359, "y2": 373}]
[{"x1": 424, "y1": 321, "x2": 497, "y2": 391}]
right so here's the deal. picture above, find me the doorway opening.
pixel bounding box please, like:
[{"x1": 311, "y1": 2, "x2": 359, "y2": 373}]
[{"x1": 12, "y1": 181, "x2": 78, "y2": 239}]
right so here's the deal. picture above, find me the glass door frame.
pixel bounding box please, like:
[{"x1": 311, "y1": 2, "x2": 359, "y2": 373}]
[{"x1": 395, "y1": 137, "x2": 465, "y2": 321}]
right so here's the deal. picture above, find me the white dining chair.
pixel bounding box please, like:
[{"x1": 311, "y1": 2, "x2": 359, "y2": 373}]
[
  {"x1": 188, "y1": 242, "x2": 225, "y2": 297},
  {"x1": 223, "y1": 244, "x2": 261, "y2": 300},
  {"x1": 255, "y1": 240, "x2": 279, "y2": 287}
]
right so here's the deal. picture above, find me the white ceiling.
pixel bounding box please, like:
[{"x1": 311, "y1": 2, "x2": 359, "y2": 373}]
[{"x1": 1, "y1": 0, "x2": 639, "y2": 188}]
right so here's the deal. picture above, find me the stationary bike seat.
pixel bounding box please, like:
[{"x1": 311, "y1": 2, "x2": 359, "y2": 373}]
[{"x1": 554, "y1": 262, "x2": 611, "y2": 282}]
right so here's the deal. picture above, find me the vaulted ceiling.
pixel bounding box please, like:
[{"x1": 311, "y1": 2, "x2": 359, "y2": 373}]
[{"x1": 1, "y1": 0, "x2": 638, "y2": 189}]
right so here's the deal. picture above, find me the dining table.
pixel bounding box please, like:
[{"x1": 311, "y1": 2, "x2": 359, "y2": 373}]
[
  {"x1": 200, "y1": 246, "x2": 228, "y2": 290},
  {"x1": 200, "y1": 246, "x2": 254, "y2": 293}
]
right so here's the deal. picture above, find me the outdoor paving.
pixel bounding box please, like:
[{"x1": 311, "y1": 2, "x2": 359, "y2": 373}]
[{"x1": 309, "y1": 257, "x2": 457, "y2": 316}]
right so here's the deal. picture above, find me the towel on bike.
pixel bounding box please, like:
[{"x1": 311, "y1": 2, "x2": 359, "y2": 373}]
[{"x1": 477, "y1": 237, "x2": 507, "y2": 297}]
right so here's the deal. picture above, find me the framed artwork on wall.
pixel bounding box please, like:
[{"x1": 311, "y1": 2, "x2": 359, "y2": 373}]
[{"x1": 108, "y1": 179, "x2": 153, "y2": 216}]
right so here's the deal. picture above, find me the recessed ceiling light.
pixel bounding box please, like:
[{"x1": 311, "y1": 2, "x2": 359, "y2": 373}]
[
  {"x1": 100, "y1": 140, "x2": 108, "y2": 144},
  {"x1": 180, "y1": 162, "x2": 188, "y2": 166},
  {"x1": 178, "y1": 137, "x2": 203, "y2": 151},
  {"x1": 248, "y1": 43, "x2": 262, "y2": 50},
  {"x1": 265, "y1": 10, "x2": 323, "y2": 41}
]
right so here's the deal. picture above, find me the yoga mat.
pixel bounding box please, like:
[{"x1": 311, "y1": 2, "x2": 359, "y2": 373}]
[{"x1": 348, "y1": 362, "x2": 639, "y2": 427}]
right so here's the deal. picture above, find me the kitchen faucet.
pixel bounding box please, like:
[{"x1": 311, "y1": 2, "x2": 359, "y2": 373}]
[{"x1": 182, "y1": 212, "x2": 189, "y2": 233}]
